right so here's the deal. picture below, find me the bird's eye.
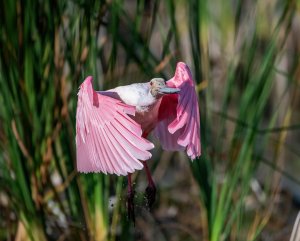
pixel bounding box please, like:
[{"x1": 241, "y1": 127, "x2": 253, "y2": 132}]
[{"x1": 150, "y1": 82, "x2": 153, "y2": 86}]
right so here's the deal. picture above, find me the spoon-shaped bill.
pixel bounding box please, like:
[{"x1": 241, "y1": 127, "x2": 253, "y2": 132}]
[{"x1": 158, "y1": 87, "x2": 180, "y2": 94}]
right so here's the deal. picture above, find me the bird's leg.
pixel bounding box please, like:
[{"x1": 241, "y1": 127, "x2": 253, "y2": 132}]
[
  {"x1": 143, "y1": 161, "x2": 156, "y2": 209},
  {"x1": 127, "y1": 173, "x2": 135, "y2": 224}
]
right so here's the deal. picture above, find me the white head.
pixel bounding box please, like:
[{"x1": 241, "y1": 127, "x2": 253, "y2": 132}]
[{"x1": 149, "y1": 78, "x2": 180, "y2": 98}]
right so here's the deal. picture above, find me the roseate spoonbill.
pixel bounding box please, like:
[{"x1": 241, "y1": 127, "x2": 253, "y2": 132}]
[{"x1": 76, "y1": 62, "x2": 201, "y2": 222}]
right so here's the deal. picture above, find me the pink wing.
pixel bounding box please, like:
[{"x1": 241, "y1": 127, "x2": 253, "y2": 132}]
[
  {"x1": 154, "y1": 62, "x2": 201, "y2": 159},
  {"x1": 76, "y1": 76, "x2": 154, "y2": 175}
]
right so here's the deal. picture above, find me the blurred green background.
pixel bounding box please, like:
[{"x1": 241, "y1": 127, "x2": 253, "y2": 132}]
[{"x1": 1, "y1": 0, "x2": 300, "y2": 240}]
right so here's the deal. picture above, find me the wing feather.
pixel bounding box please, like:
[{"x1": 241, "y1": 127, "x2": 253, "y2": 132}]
[
  {"x1": 97, "y1": 124, "x2": 123, "y2": 174},
  {"x1": 154, "y1": 62, "x2": 201, "y2": 159},
  {"x1": 106, "y1": 122, "x2": 142, "y2": 163},
  {"x1": 76, "y1": 76, "x2": 154, "y2": 175},
  {"x1": 105, "y1": 124, "x2": 142, "y2": 170},
  {"x1": 117, "y1": 113, "x2": 142, "y2": 135},
  {"x1": 113, "y1": 118, "x2": 153, "y2": 157},
  {"x1": 101, "y1": 125, "x2": 134, "y2": 174},
  {"x1": 100, "y1": 129, "x2": 126, "y2": 175},
  {"x1": 89, "y1": 103, "x2": 123, "y2": 173}
]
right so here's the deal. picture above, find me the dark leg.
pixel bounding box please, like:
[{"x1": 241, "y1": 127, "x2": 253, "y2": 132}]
[
  {"x1": 143, "y1": 161, "x2": 156, "y2": 209},
  {"x1": 127, "y1": 173, "x2": 135, "y2": 224}
]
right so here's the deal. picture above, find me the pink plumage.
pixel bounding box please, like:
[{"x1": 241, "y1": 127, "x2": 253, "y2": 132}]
[
  {"x1": 154, "y1": 62, "x2": 201, "y2": 159},
  {"x1": 76, "y1": 76, "x2": 154, "y2": 175},
  {"x1": 76, "y1": 62, "x2": 201, "y2": 175}
]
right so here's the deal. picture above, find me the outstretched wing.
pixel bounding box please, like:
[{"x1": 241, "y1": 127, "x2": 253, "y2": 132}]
[
  {"x1": 154, "y1": 62, "x2": 201, "y2": 159},
  {"x1": 76, "y1": 76, "x2": 154, "y2": 175}
]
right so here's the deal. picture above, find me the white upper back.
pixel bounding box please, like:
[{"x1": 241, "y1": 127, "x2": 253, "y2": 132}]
[{"x1": 105, "y1": 83, "x2": 157, "y2": 112}]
